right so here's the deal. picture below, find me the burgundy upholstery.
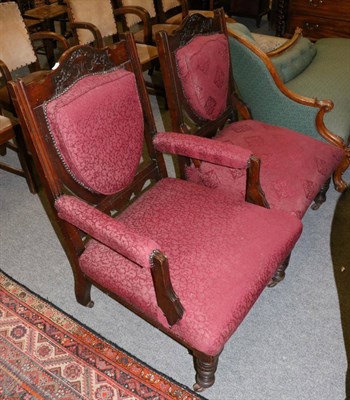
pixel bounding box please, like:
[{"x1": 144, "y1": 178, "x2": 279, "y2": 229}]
[
  {"x1": 55, "y1": 195, "x2": 160, "y2": 269},
  {"x1": 185, "y1": 120, "x2": 344, "y2": 218},
  {"x1": 45, "y1": 69, "x2": 144, "y2": 195},
  {"x1": 154, "y1": 131, "x2": 252, "y2": 169},
  {"x1": 175, "y1": 33, "x2": 229, "y2": 120},
  {"x1": 74, "y1": 178, "x2": 302, "y2": 355}
]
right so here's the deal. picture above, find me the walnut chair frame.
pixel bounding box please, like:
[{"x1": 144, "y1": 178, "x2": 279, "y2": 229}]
[{"x1": 8, "y1": 35, "x2": 303, "y2": 391}]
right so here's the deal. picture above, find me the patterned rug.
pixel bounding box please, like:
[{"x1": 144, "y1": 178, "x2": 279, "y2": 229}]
[{"x1": 0, "y1": 270, "x2": 206, "y2": 400}]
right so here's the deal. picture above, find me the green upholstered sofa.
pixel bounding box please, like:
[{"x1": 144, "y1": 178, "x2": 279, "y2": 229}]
[{"x1": 227, "y1": 22, "x2": 350, "y2": 192}]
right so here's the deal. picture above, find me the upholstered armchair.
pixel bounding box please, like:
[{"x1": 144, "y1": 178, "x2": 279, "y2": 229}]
[
  {"x1": 227, "y1": 22, "x2": 350, "y2": 192},
  {"x1": 8, "y1": 34, "x2": 304, "y2": 391},
  {"x1": 155, "y1": 10, "x2": 344, "y2": 283}
]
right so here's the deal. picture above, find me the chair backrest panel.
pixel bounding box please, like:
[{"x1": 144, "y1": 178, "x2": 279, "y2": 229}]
[
  {"x1": 67, "y1": 0, "x2": 118, "y2": 45},
  {"x1": 0, "y1": 2, "x2": 37, "y2": 72},
  {"x1": 156, "y1": 10, "x2": 235, "y2": 135},
  {"x1": 45, "y1": 68, "x2": 144, "y2": 195},
  {"x1": 175, "y1": 32, "x2": 229, "y2": 121},
  {"x1": 9, "y1": 39, "x2": 164, "y2": 210}
]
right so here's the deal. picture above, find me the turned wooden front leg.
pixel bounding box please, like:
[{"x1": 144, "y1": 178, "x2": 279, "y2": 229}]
[{"x1": 193, "y1": 352, "x2": 219, "y2": 392}]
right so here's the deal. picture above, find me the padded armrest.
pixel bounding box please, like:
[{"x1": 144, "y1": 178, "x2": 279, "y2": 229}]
[
  {"x1": 154, "y1": 132, "x2": 252, "y2": 169},
  {"x1": 55, "y1": 195, "x2": 160, "y2": 269}
]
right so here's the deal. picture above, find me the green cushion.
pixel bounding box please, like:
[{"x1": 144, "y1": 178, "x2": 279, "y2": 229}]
[{"x1": 271, "y1": 37, "x2": 317, "y2": 83}]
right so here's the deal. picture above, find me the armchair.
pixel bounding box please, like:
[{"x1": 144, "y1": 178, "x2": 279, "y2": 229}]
[
  {"x1": 155, "y1": 10, "x2": 344, "y2": 282},
  {"x1": 227, "y1": 22, "x2": 350, "y2": 191},
  {"x1": 8, "y1": 36, "x2": 303, "y2": 391}
]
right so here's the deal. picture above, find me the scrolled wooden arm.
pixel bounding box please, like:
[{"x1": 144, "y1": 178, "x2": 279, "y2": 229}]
[
  {"x1": 267, "y1": 27, "x2": 303, "y2": 57},
  {"x1": 30, "y1": 31, "x2": 69, "y2": 51},
  {"x1": 69, "y1": 21, "x2": 104, "y2": 47},
  {"x1": 0, "y1": 59, "x2": 12, "y2": 81},
  {"x1": 114, "y1": 6, "x2": 152, "y2": 45}
]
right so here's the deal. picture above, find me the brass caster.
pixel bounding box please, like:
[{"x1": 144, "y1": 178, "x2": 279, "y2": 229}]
[
  {"x1": 193, "y1": 383, "x2": 205, "y2": 392},
  {"x1": 87, "y1": 300, "x2": 94, "y2": 308}
]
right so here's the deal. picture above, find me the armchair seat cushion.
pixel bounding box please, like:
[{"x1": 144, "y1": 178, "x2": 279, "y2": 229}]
[
  {"x1": 79, "y1": 178, "x2": 302, "y2": 356},
  {"x1": 185, "y1": 120, "x2": 344, "y2": 218}
]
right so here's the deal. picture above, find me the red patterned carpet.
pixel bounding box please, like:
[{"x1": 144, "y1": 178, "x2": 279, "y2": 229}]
[{"x1": 0, "y1": 271, "x2": 205, "y2": 400}]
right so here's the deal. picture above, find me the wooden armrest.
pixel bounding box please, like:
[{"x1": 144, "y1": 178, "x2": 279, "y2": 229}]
[
  {"x1": 70, "y1": 22, "x2": 104, "y2": 47},
  {"x1": 114, "y1": 6, "x2": 152, "y2": 44},
  {"x1": 267, "y1": 27, "x2": 303, "y2": 57},
  {"x1": 30, "y1": 31, "x2": 69, "y2": 51}
]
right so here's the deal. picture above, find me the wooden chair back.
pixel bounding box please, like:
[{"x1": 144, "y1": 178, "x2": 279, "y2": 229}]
[{"x1": 7, "y1": 36, "x2": 167, "y2": 220}]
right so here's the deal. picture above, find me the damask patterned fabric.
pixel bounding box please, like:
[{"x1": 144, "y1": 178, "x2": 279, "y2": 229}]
[
  {"x1": 154, "y1": 131, "x2": 251, "y2": 169},
  {"x1": 45, "y1": 69, "x2": 144, "y2": 195},
  {"x1": 79, "y1": 178, "x2": 302, "y2": 356},
  {"x1": 175, "y1": 33, "x2": 230, "y2": 121},
  {"x1": 185, "y1": 120, "x2": 344, "y2": 218},
  {"x1": 55, "y1": 195, "x2": 160, "y2": 269}
]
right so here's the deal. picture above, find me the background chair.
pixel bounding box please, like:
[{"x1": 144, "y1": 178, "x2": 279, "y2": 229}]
[
  {"x1": 155, "y1": 0, "x2": 214, "y2": 25},
  {"x1": 156, "y1": 9, "x2": 344, "y2": 283},
  {"x1": 0, "y1": 1, "x2": 69, "y2": 193},
  {"x1": 227, "y1": 22, "x2": 350, "y2": 192},
  {"x1": 66, "y1": 0, "x2": 159, "y2": 73},
  {"x1": 0, "y1": 1, "x2": 69, "y2": 114},
  {"x1": 0, "y1": 114, "x2": 36, "y2": 192},
  {"x1": 115, "y1": 0, "x2": 178, "y2": 44},
  {"x1": 8, "y1": 35, "x2": 303, "y2": 391}
]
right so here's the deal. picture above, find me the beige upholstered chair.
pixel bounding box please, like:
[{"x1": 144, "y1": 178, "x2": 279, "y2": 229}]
[
  {"x1": 66, "y1": 0, "x2": 158, "y2": 70},
  {"x1": 0, "y1": 1, "x2": 68, "y2": 193},
  {"x1": 0, "y1": 1, "x2": 69, "y2": 114},
  {"x1": 116, "y1": 0, "x2": 178, "y2": 44}
]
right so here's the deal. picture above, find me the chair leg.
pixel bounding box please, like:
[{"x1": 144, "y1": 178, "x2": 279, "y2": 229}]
[
  {"x1": 74, "y1": 272, "x2": 94, "y2": 308},
  {"x1": 13, "y1": 124, "x2": 37, "y2": 194},
  {"x1": 311, "y1": 177, "x2": 331, "y2": 210},
  {"x1": 268, "y1": 253, "x2": 291, "y2": 287},
  {"x1": 333, "y1": 152, "x2": 350, "y2": 193},
  {"x1": 193, "y1": 352, "x2": 219, "y2": 392}
]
